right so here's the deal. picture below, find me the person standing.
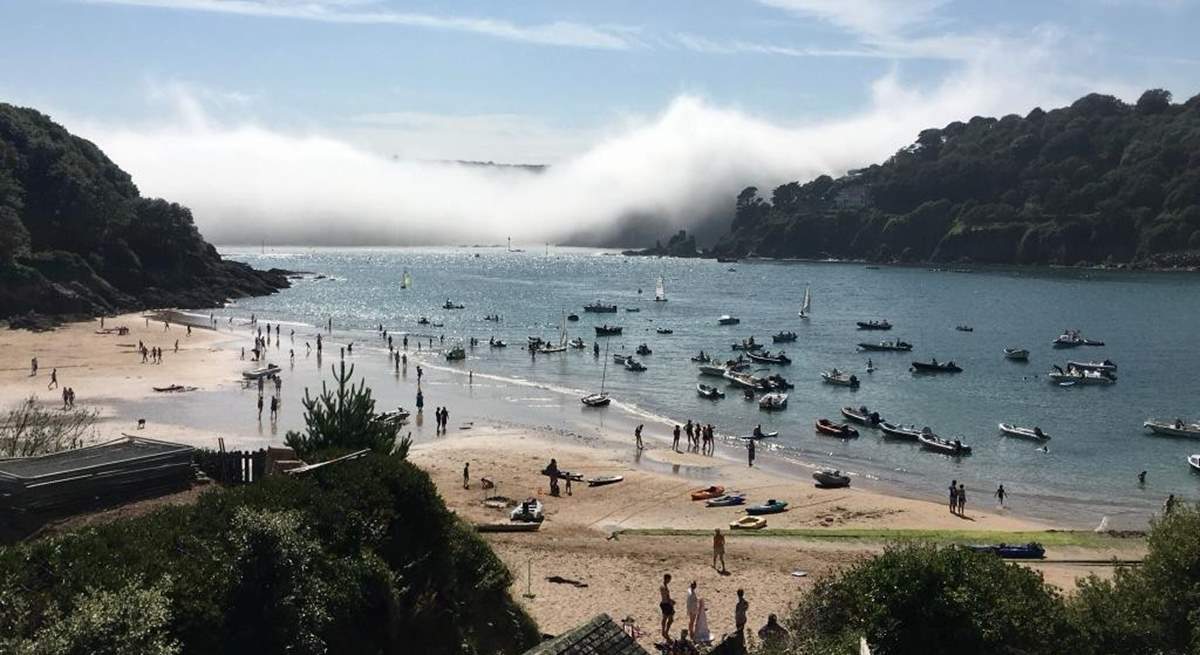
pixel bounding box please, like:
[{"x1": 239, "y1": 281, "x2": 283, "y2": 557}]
[
  {"x1": 995, "y1": 484, "x2": 1007, "y2": 507},
  {"x1": 673, "y1": 425, "x2": 681, "y2": 452},
  {"x1": 257, "y1": 394, "x2": 264, "y2": 420},
  {"x1": 734, "y1": 589, "x2": 749, "y2": 640},
  {"x1": 659, "y1": 574, "x2": 675, "y2": 641},
  {"x1": 30, "y1": 357, "x2": 38, "y2": 376},
  {"x1": 957, "y1": 483, "x2": 967, "y2": 514},
  {"x1": 442, "y1": 407, "x2": 450, "y2": 430},
  {"x1": 635, "y1": 424, "x2": 644, "y2": 450},
  {"x1": 685, "y1": 420, "x2": 694, "y2": 449},
  {"x1": 712, "y1": 528, "x2": 726, "y2": 573},
  {"x1": 685, "y1": 581, "x2": 699, "y2": 637},
  {"x1": 747, "y1": 438, "x2": 755, "y2": 467},
  {"x1": 462, "y1": 462, "x2": 470, "y2": 489},
  {"x1": 948, "y1": 479, "x2": 958, "y2": 515}
]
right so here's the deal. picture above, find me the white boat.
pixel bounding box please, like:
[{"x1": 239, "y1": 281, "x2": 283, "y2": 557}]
[
  {"x1": 918, "y1": 433, "x2": 972, "y2": 455},
  {"x1": 698, "y1": 364, "x2": 728, "y2": 377},
  {"x1": 1052, "y1": 329, "x2": 1084, "y2": 348},
  {"x1": 1048, "y1": 368, "x2": 1114, "y2": 385},
  {"x1": 510, "y1": 498, "x2": 544, "y2": 523},
  {"x1": 759, "y1": 392, "x2": 788, "y2": 411},
  {"x1": 724, "y1": 369, "x2": 761, "y2": 389},
  {"x1": 537, "y1": 311, "x2": 568, "y2": 353},
  {"x1": 624, "y1": 357, "x2": 647, "y2": 372},
  {"x1": 998, "y1": 423, "x2": 1050, "y2": 441},
  {"x1": 613, "y1": 353, "x2": 631, "y2": 365},
  {"x1": 1066, "y1": 359, "x2": 1117, "y2": 373},
  {"x1": 401, "y1": 269, "x2": 412, "y2": 289},
  {"x1": 654, "y1": 275, "x2": 667, "y2": 302},
  {"x1": 1144, "y1": 419, "x2": 1200, "y2": 439},
  {"x1": 1004, "y1": 348, "x2": 1029, "y2": 361},
  {"x1": 1189, "y1": 454, "x2": 1200, "y2": 472},
  {"x1": 242, "y1": 364, "x2": 281, "y2": 379},
  {"x1": 822, "y1": 369, "x2": 860, "y2": 388},
  {"x1": 581, "y1": 340, "x2": 612, "y2": 407},
  {"x1": 569, "y1": 337, "x2": 586, "y2": 349},
  {"x1": 697, "y1": 383, "x2": 725, "y2": 399},
  {"x1": 445, "y1": 345, "x2": 466, "y2": 361},
  {"x1": 718, "y1": 315, "x2": 740, "y2": 325},
  {"x1": 798, "y1": 285, "x2": 811, "y2": 319}
]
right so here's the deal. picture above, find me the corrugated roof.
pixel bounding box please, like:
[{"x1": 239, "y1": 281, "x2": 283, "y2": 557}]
[
  {"x1": 0, "y1": 436, "x2": 193, "y2": 480},
  {"x1": 523, "y1": 614, "x2": 649, "y2": 655}
]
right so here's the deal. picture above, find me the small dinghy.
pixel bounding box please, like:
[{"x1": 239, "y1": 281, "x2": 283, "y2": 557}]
[
  {"x1": 656, "y1": 328, "x2": 673, "y2": 335},
  {"x1": 955, "y1": 325, "x2": 973, "y2": 332},
  {"x1": 730, "y1": 515, "x2": 767, "y2": 530},
  {"x1": 918, "y1": 433, "x2": 972, "y2": 455},
  {"x1": 745, "y1": 499, "x2": 788, "y2": 515},
  {"x1": 242, "y1": 364, "x2": 281, "y2": 380},
  {"x1": 758, "y1": 392, "x2": 788, "y2": 411},
  {"x1": 813, "y1": 469, "x2": 850, "y2": 488},
  {"x1": 707, "y1": 494, "x2": 746, "y2": 507},
  {"x1": 879, "y1": 422, "x2": 925, "y2": 440},
  {"x1": 510, "y1": 498, "x2": 544, "y2": 523},
  {"x1": 445, "y1": 346, "x2": 466, "y2": 361},
  {"x1": 822, "y1": 369, "x2": 860, "y2": 387},
  {"x1": 489, "y1": 339, "x2": 508, "y2": 348},
  {"x1": 594, "y1": 325, "x2": 623, "y2": 336},
  {"x1": 697, "y1": 383, "x2": 725, "y2": 399},
  {"x1": 968, "y1": 543, "x2": 1045, "y2": 559},
  {"x1": 772, "y1": 331, "x2": 798, "y2": 343},
  {"x1": 910, "y1": 359, "x2": 962, "y2": 373},
  {"x1": 625, "y1": 307, "x2": 640, "y2": 313},
  {"x1": 580, "y1": 392, "x2": 611, "y2": 407},
  {"x1": 998, "y1": 423, "x2": 1050, "y2": 441},
  {"x1": 718, "y1": 315, "x2": 741, "y2": 325},
  {"x1": 815, "y1": 419, "x2": 859, "y2": 438},
  {"x1": 623, "y1": 358, "x2": 646, "y2": 372},
  {"x1": 1144, "y1": 419, "x2": 1200, "y2": 439},
  {"x1": 748, "y1": 350, "x2": 791, "y2": 365},
  {"x1": 1189, "y1": 454, "x2": 1200, "y2": 472},
  {"x1": 690, "y1": 486, "x2": 726, "y2": 501},
  {"x1": 635, "y1": 343, "x2": 652, "y2": 356},
  {"x1": 567, "y1": 313, "x2": 580, "y2": 321},
  {"x1": 841, "y1": 406, "x2": 883, "y2": 426},
  {"x1": 1004, "y1": 347, "x2": 1029, "y2": 361},
  {"x1": 856, "y1": 320, "x2": 892, "y2": 330},
  {"x1": 731, "y1": 338, "x2": 762, "y2": 351},
  {"x1": 858, "y1": 340, "x2": 912, "y2": 352},
  {"x1": 587, "y1": 475, "x2": 624, "y2": 487},
  {"x1": 569, "y1": 337, "x2": 586, "y2": 349}
]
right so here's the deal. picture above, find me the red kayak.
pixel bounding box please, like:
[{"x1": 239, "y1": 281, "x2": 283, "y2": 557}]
[{"x1": 815, "y1": 418, "x2": 859, "y2": 438}]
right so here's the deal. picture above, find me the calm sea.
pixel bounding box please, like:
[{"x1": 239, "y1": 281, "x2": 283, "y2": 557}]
[{"x1": 209, "y1": 246, "x2": 1200, "y2": 528}]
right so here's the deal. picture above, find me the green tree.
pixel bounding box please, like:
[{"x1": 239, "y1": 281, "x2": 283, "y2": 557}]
[
  {"x1": 13, "y1": 578, "x2": 180, "y2": 655},
  {"x1": 285, "y1": 360, "x2": 410, "y2": 460}
]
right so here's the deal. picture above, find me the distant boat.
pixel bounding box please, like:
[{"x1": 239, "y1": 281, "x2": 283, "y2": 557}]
[
  {"x1": 918, "y1": 433, "x2": 971, "y2": 456},
  {"x1": 1052, "y1": 329, "x2": 1085, "y2": 348},
  {"x1": 911, "y1": 360, "x2": 962, "y2": 373},
  {"x1": 1144, "y1": 419, "x2": 1200, "y2": 439},
  {"x1": 815, "y1": 419, "x2": 858, "y2": 438},
  {"x1": 748, "y1": 351, "x2": 790, "y2": 365},
  {"x1": 624, "y1": 357, "x2": 647, "y2": 372},
  {"x1": 998, "y1": 423, "x2": 1050, "y2": 441},
  {"x1": 822, "y1": 369, "x2": 860, "y2": 387},
  {"x1": 841, "y1": 405, "x2": 883, "y2": 426},
  {"x1": 1066, "y1": 359, "x2": 1117, "y2": 373},
  {"x1": 537, "y1": 311, "x2": 568, "y2": 353},
  {"x1": 400, "y1": 269, "x2": 412, "y2": 289},
  {"x1": 1004, "y1": 347, "x2": 1030, "y2": 361},
  {"x1": 858, "y1": 340, "x2": 912, "y2": 352},
  {"x1": 798, "y1": 285, "x2": 811, "y2": 319},
  {"x1": 955, "y1": 325, "x2": 973, "y2": 332},
  {"x1": 1048, "y1": 366, "x2": 1114, "y2": 385},
  {"x1": 879, "y1": 423, "x2": 926, "y2": 440},
  {"x1": 242, "y1": 364, "x2": 281, "y2": 380},
  {"x1": 581, "y1": 341, "x2": 611, "y2": 407},
  {"x1": 654, "y1": 275, "x2": 667, "y2": 302},
  {"x1": 716, "y1": 256, "x2": 738, "y2": 263},
  {"x1": 857, "y1": 320, "x2": 892, "y2": 331},
  {"x1": 718, "y1": 315, "x2": 741, "y2": 325},
  {"x1": 656, "y1": 328, "x2": 673, "y2": 335},
  {"x1": 594, "y1": 325, "x2": 623, "y2": 336},
  {"x1": 583, "y1": 301, "x2": 618, "y2": 313},
  {"x1": 445, "y1": 345, "x2": 466, "y2": 361},
  {"x1": 772, "y1": 331, "x2": 797, "y2": 343},
  {"x1": 442, "y1": 299, "x2": 464, "y2": 310},
  {"x1": 1189, "y1": 454, "x2": 1200, "y2": 472}
]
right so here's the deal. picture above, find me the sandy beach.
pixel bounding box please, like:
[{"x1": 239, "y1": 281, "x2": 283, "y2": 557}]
[{"x1": 1, "y1": 313, "x2": 1148, "y2": 646}]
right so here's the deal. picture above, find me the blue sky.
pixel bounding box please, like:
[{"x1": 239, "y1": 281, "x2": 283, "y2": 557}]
[{"x1": 1, "y1": 0, "x2": 1198, "y2": 244}]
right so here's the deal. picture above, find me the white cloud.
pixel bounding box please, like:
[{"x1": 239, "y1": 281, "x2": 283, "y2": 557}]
[
  {"x1": 757, "y1": 0, "x2": 950, "y2": 40},
  {"x1": 81, "y1": 0, "x2": 640, "y2": 50},
  {"x1": 672, "y1": 32, "x2": 883, "y2": 58}
]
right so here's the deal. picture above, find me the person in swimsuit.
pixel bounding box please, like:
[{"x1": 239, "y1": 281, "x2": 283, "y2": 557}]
[
  {"x1": 659, "y1": 574, "x2": 675, "y2": 640},
  {"x1": 712, "y1": 528, "x2": 726, "y2": 572}
]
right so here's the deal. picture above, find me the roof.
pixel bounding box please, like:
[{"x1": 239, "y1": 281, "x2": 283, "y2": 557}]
[
  {"x1": 522, "y1": 614, "x2": 649, "y2": 655},
  {"x1": 0, "y1": 436, "x2": 193, "y2": 480}
]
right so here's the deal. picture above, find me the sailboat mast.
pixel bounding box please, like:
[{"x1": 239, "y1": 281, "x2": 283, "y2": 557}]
[{"x1": 600, "y1": 340, "x2": 609, "y2": 393}]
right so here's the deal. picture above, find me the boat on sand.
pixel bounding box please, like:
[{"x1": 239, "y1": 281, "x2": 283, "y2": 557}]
[
  {"x1": 690, "y1": 486, "x2": 725, "y2": 501},
  {"x1": 813, "y1": 470, "x2": 850, "y2": 488},
  {"x1": 730, "y1": 516, "x2": 767, "y2": 530}
]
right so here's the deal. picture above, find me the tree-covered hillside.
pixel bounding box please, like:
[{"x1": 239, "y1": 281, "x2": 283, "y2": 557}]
[
  {"x1": 714, "y1": 90, "x2": 1200, "y2": 266},
  {"x1": 0, "y1": 103, "x2": 287, "y2": 323}
]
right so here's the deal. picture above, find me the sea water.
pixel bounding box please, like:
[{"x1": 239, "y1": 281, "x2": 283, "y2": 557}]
[{"x1": 203, "y1": 246, "x2": 1200, "y2": 529}]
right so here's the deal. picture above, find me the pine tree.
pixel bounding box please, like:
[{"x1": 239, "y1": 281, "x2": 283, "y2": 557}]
[{"x1": 285, "y1": 361, "x2": 410, "y2": 460}]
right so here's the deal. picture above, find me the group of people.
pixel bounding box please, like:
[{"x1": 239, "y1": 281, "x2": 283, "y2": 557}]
[
  {"x1": 673, "y1": 420, "x2": 717, "y2": 455},
  {"x1": 948, "y1": 479, "x2": 968, "y2": 515},
  {"x1": 657, "y1": 577, "x2": 773, "y2": 651},
  {"x1": 433, "y1": 406, "x2": 451, "y2": 433},
  {"x1": 139, "y1": 341, "x2": 167, "y2": 364},
  {"x1": 256, "y1": 373, "x2": 283, "y2": 422}
]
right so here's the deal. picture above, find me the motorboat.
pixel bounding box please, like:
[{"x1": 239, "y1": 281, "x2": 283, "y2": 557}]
[
  {"x1": 691, "y1": 352, "x2": 712, "y2": 363},
  {"x1": 879, "y1": 423, "x2": 925, "y2": 440},
  {"x1": 730, "y1": 516, "x2": 767, "y2": 530},
  {"x1": 594, "y1": 325, "x2": 623, "y2": 336},
  {"x1": 822, "y1": 369, "x2": 860, "y2": 388},
  {"x1": 483, "y1": 314, "x2": 500, "y2": 322},
  {"x1": 690, "y1": 486, "x2": 725, "y2": 501},
  {"x1": 955, "y1": 325, "x2": 973, "y2": 332},
  {"x1": 697, "y1": 383, "x2": 725, "y2": 399},
  {"x1": 1144, "y1": 419, "x2": 1200, "y2": 439},
  {"x1": 567, "y1": 313, "x2": 579, "y2": 321},
  {"x1": 841, "y1": 406, "x2": 883, "y2": 426},
  {"x1": 1189, "y1": 454, "x2": 1200, "y2": 472},
  {"x1": 443, "y1": 299, "x2": 465, "y2": 310},
  {"x1": 911, "y1": 360, "x2": 962, "y2": 373},
  {"x1": 510, "y1": 498, "x2": 544, "y2": 523},
  {"x1": 760, "y1": 374, "x2": 794, "y2": 391},
  {"x1": 488, "y1": 338, "x2": 507, "y2": 348},
  {"x1": 1004, "y1": 348, "x2": 1029, "y2": 361},
  {"x1": 968, "y1": 543, "x2": 1045, "y2": 559},
  {"x1": 745, "y1": 499, "x2": 788, "y2": 515},
  {"x1": 998, "y1": 423, "x2": 1050, "y2": 441},
  {"x1": 698, "y1": 364, "x2": 728, "y2": 377},
  {"x1": 758, "y1": 392, "x2": 788, "y2": 411},
  {"x1": 242, "y1": 364, "x2": 281, "y2": 380},
  {"x1": 797, "y1": 285, "x2": 811, "y2": 319},
  {"x1": 635, "y1": 343, "x2": 652, "y2": 356},
  {"x1": 580, "y1": 392, "x2": 611, "y2": 407},
  {"x1": 377, "y1": 407, "x2": 411, "y2": 426},
  {"x1": 625, "y1": 307, "x2": 640, "y2": 313},
  {"x1": 731, "y1": 339, "x2": 763, "y2": 351},
  {"x1": 583, "y1": 301, "x2": 618, "y2": 313},
  {"x1": 656, "y1": 328, "x2": 673, "y2": 335},
  {"x1": 1066, "y1": 359, "x2": 1117, "y2": 373},
  {"x1": 815, "y1": 419, "x2": 859, "y2": 438},
  {"x1": 706, "y1": 494, "x2": 746, "y2": 507},
  {"x1": 417, "y1": 317, "x2": 430, "y2": 325},
  {"x1": 773, "y1": 331, "x2": 798, "y2": 343},
  {"x1": 748, "y1": 350, "x2": 791, "y2": 365},
  {"x1": 1052, "y1": 329, "x2": 1085, "y2": 348},
  {"x1": 569, "y1": 337, "x2": 587, "y2": 349},
  {"x1": 1048, "y1": 367, "x2": 1114, "y2": 385},
  {"x1": 856, "y1": 320, "x2": 892, "y2": 330},
  {"x1": 858, "y1": 340, "x2": 912, "y2": 352},
  {"x1": 813, "y1": 469, "x2": 850, "y2": 488},
  {"x1": 445, "y1": 346, "x2": 466, "y2": 361},
  {"x1": 724, "y1": 370, "x2": 762, "y2": 389},
  {"x1": 587, "y1": 475, "x2": 623, "y2": 487},
  {"x1": 624, "y1": 357, "x2": 647, "y2": 372},
  {"x1": 918, "y1": 433, "x2": 972, "y2": 455},
  {"x1": 718, "y1": 315, "x2": 741, "y2": 325}
]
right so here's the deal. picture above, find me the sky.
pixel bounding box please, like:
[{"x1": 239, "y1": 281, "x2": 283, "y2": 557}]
[{"x1": 1, "y1": 0, "x2": 1198, "y2": 245}]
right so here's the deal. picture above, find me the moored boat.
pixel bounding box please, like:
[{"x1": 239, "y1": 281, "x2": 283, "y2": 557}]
[
  {"x1": 445, "y1": 345, "x2": 466, "y2": 361},
  {"x1": 858, "y1": 340, "x2": 912, "y2": 352},
  {"x1": 918, "y1": 433, "x2": 972, "y2": 455},
  {"x1": 772, "y1": 331, "x2": 798, "y2": 343},
  {"x1": 724, "y1": 370, "x2": 762, "y2": 389},
  {"x1": 815, "y1": 418, "x2": 859, "y2": 438},
  {"x1": 841, "y1": 405, "x2": 883, "y2": 426},
  {"x1": 569, "y1": 337, "x2": 586, "y2": 349},
  {"x1": 1066, "y1": 359, "x2": 1117, "y2": 373},
  {"x1": 1048, "y1": 366, "x2": 1115, "y2": 385},
  {"x1": 707, "y1": 494, "x2": 746, "y2": 507},
  {"x1": 748, "y1": 350, "x2": 791, "y2": 365},
  {"x1": 1144, "y1": 419, "x2": 1200, "y2": 439},
  {"x1": 879, "y1": 422, "x2": 925, "y2": 440},
  {"x1": 1004, "y1": 347, "x2": 1030, "y2": 361},
  {"x1": 635, "y1": 343, "x2": 652, "y2": 356},
  {"x1": 242, "y1": 364, "x2": 281, "y2": 379},
  {"x1": 856, "y1": 320, "x2": 892, "y2": 330},
  {"x1": 623, "y1": 357, "x2": 646, "y2": 372},
  {"x1": 699, "y1": 364, "x2": 728, "y2": 377},
  {"x1": 813, "y1": 469, "x2": 850, "y2": 488},
  {"x1": 1189, "y1": 454, "x2": 1200, "y2": 472},
  {"x1": 587, "y1": 475, "x2": 623, "y2": 487},
  {"x1": 911, "y1": 359, "x2": 962, "y2": 373},
  {"x1": 656, "y1": 328, "x2": 673, "y2": 335},
  {"x1": 583, "y1": 301, "x2": 618, "y2": 313},
  {"x1": 442, "y1": 299, "x2": 464, "y2": 309},
  {"x1": 594, "y1": 325, "x2": 623, "y2": 336},
  {"x1": 998, "y1": 423, "x2": 1050, "y2": 441},
  {"x1": 697, "y1": 383, "x2": 725, "y2": 399},
  {"x1": 1052, "y1": 329, "x2": 1085, "y2": 348},
  {"x1": 821, "y1": 368, "x2": 860, "y2": 388},
  {"x1": 758, "y1": 392, "x2": 788, "y2": 411},
  {"x1": 718, "y1": 315, "x2": 741, "y2": 325},
  {"x1": 580, "y1": 392, "x2": 610, "y2": 407},
  {"x1": 731, "y1": 338, "x2": 763, "y2": 351}
]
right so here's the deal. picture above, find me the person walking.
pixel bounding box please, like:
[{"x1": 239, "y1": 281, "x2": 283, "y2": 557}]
[
  {"x1": 31, "y1": 357, "x2": 38, "y2": 376},
  {"x1": 269, "y1": 395, "x2": 279, "y2": 421},
  {"x1": 685, "y1": 581, "x2": 699, "y2": 637},
  {"x1": 47, "y1": 368, "x2": 58, "y2": 390},
  {"x1": 659, "y1": 574, "x2": 675, "y2": 640},
  {"x1": 635, "y1": 424, "x2": 644, "y2": 450},
  {"x1": 734, "y1": 589, "x2": 749, "y2": 641},
  {"x1": 948, "y1": 479, "x2": 958, "y2": 514},
  {"x1": 257, "y1": 394, "x2": 264, "y2": 420},
  {"x1": 442, "y1": 407, "x2": 450, "y2": 430},
  {"x1": 673, "y1": 425, "x2": 681, "y2": 452},
  {"x1": 957, "y1": 483, "x2": 967, "y2": 514},
  {"x1": 995, "y1": 484, "x2": 1007, "y2": 507},
  {"x1": 712, "y1": 528, "x2": 726, "y2": 572}
]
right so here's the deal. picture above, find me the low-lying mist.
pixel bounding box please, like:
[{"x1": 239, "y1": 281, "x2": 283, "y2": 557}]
[{"x1": 76, "y1": 61, "x2": 1100, "y2": 248}]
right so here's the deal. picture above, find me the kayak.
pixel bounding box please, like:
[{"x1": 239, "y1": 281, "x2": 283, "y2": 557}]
[
  {"x1": 690, "y1": 486, "x2": 725, "y2": 501},
  {"x1": 587, "y1": 475, "x2": 624, "y2": 487},
  {"x1": 706, "y1": 494, "x2": 746, "y2": 507}
]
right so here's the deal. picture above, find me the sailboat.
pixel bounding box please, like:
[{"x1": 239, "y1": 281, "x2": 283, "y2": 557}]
[
  {"x1": 401, "y1": 270, "x2": 413, "y2": 290},
  {"x1": 654, "y1": 275, "x2": 667, "y2": 302},
  {"x1": 798, "y1": 285, "x2": 811, "y2": 319},
  {"x1": 538, "y1": 311, "x2": 568, "y2": 353},
  {"x1": 581, "y1": 341, "x2": 611, "y2": 407}
]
